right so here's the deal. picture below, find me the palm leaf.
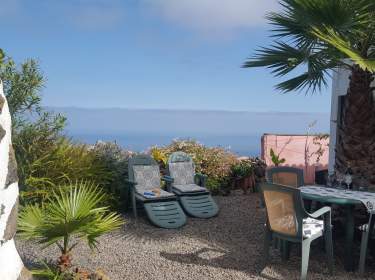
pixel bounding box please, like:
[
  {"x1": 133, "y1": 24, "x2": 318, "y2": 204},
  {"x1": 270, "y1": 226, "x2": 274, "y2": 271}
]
[
  {"x1": 313, "y1": 27, "x2": 375, "y2": 72},
  {"x1": 18, "y1": 180, "x2": 124, "y2": 253},
  {"x1": 243, "y1": 0, "x2": 375, "y2": 93}
]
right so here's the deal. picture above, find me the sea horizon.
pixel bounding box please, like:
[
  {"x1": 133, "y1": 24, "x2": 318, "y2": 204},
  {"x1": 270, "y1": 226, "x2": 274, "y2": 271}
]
[
  {"x1": 57, "y1": 106, "x2": 330, "y2": 157},
  {"x1": 67, "y1": 132, "x2": 262, "y2": 157}
]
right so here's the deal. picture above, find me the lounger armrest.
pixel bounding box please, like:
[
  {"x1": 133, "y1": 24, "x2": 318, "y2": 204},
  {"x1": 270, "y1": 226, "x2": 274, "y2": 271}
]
[
  {"x1": 125, "y1": 179, "x2": 137, "y2": 186},
  {"x1": 162, "y1": 176, "x2": 174, "y2": 192},
  {"x1": 162, "y1": 175, "x2": 174, "y2": 183},
  {"x1": 307, "y1": 206, "x2": 331, "y2": 219},
  {"x1": 195, "y1": 173, "x2": 207, "y2": 187}
]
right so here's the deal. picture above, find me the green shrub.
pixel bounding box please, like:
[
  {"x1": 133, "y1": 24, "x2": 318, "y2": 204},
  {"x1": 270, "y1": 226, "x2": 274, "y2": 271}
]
[
  {"x1": 19, "y1": 138, "x2": 113, "y2": 205},
  {"x1": 231, "y1": 160, "x2": 254, "y2": 178},
  {"x1": 150, "y1": 139, "x2": 238, "y2": 193},
  {"x1": 92, "y1": 141, "x2": 133, "y2": 210}
]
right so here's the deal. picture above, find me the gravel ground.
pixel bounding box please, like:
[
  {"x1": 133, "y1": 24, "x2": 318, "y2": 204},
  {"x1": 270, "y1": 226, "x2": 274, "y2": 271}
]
[{"x1": 17, "y1": 191, "x2": 375, "y2": 280}]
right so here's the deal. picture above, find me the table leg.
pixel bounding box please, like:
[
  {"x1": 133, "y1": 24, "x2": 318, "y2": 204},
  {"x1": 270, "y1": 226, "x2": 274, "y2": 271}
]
[{"x1": 344, "y1": 205, "x2": 355, "y2": 271}]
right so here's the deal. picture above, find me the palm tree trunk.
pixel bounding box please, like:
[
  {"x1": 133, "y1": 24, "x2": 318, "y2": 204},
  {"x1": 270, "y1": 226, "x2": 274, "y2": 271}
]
[
  {"x1": 335, "y1": 65, "x2": 375, "y2": 187},
  {"x1": 0, "y1": 81, "x2": 32, "y2": 279}
]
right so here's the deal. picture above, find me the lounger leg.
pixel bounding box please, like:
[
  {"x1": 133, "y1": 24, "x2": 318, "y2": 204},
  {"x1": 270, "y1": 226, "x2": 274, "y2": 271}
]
[
  {"x1": 325, "y1": 226, "x2": 334, "y2": 274},
  {"x1": 301, "y1": 239, "x2": 311, "y2": 280}
]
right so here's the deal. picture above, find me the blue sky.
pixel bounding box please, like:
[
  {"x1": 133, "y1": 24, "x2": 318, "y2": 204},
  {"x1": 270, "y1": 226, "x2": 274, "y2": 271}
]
[{"x1": 0, "y1": 0, "x2": 331, "y2": 112}]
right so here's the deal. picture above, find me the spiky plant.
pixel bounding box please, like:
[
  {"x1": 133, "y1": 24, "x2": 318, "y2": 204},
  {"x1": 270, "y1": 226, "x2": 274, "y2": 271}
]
[
  {"x1": 243, "y1": 0, "x2": 375, "y2": 185},
  {"x1": 18, "y1": 181, "x2": 124, "y2": 271}
]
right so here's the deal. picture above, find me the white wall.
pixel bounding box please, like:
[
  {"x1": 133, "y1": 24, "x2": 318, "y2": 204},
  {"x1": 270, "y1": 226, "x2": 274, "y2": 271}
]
[
  {"x1": 328, "y1": 67, "x2": 350, "y2": 174},
  {"x1": 0, "y1": 81, "x2": 27, "y2": 280}
]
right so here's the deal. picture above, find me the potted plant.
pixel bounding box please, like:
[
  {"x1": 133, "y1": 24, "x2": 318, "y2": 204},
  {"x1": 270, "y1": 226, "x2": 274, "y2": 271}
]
[{"x1": 231, "y1": 160, "x2": 256, "y2": 194}]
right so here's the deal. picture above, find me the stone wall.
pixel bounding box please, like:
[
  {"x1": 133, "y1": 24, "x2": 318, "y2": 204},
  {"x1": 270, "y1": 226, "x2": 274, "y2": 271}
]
[{"x1": 0, "y1": 81, "x2": 31, "y2": 279}]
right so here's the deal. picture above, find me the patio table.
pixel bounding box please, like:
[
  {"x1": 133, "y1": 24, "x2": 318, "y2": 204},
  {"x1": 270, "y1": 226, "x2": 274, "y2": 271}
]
[{"x1": 300, "y1": 185, "x2": 375, "y2": 271}]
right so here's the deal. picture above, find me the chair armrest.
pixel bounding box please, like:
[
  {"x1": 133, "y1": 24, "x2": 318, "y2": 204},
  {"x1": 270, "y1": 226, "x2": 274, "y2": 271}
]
[
  {"x1": 307, "y1": 206, "x2": 331, "y2": 219},
  {"x1": 125, "y1": 179, "x2": 137, "y2": 192},
  {"x1": 195, "y1": 173, "x2": 207, "y2": 187},
  {"x1": 162, "y1": 176, "x2": 174, "y2": 192},
  {"x1": 195, "y1": 173, "x2": 207, "y2": 179},
  {"x1": 161, "y1": 175, "x2": 174, "y2": 183},
  {"x1": 125, "y1": 179, "x2": 137, "y2": 185}
]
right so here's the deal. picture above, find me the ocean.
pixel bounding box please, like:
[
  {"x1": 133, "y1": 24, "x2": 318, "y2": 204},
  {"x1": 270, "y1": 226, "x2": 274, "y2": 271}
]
[
  {"x1": 55, "y1": 107, "x2": 330, "y2": 157},
  {"x1": 68, "y1": 132, "x2": 262, "y2": 156}
]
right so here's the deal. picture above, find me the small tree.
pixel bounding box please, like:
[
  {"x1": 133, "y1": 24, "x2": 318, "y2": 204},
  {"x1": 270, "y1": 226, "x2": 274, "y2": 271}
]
[
  {"x1": 0, "y1": 52, "x2": 66, "y2": 190},
  {"x1": 18, "y1": 181, "x2": 123, "y2": 271}
]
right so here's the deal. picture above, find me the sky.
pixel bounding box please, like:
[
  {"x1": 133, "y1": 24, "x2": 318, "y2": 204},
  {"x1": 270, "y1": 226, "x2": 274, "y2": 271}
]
[{"x1": 0, "y1": 0, "x2": 332, "y2": 113}]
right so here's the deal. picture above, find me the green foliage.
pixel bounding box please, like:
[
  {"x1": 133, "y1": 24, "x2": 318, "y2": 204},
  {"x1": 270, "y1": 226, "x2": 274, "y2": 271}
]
[
  {"x1": 19, "y1": 139, "x2": 113, "y2": 205},
  {"x1": 31, "y1": 262, "x2": 67, "y2": 280},
  {"x1": 31, "y1": 263, "x2": 110, "y2": 280},
  {"x1": 205, "y1": 177, "x2": 224, "y2": 195},
  {"x1": 92, "y1": 141, "x2": 133, "y2": 210},
  {"x1": 270, "y1": 148, "x2": 286, "y2": 166},
  {"x1": 150, "y1": 139, "x2": 238, "y2": 193},
  {"x1": 243, "y1": 0, "x2": 375, "y2": 93},
  {"x1": 231, "y1": 160, "x2": 254, "y2": 178},
  {"x1": 0, "y1": 55, "x2": 66, "y2": 132},
  {"x1": 18, "y1": 181, "x2": 124, "y2": 266}
]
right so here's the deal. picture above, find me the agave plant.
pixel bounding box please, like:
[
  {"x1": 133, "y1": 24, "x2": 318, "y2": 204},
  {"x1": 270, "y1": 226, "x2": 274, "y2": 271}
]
[
  {"x1": 18, "y1": 181, "x2": 124, "y2": 271},
  {"x1": 244, "y1": 0, "x2": 375, "y2": 184}
]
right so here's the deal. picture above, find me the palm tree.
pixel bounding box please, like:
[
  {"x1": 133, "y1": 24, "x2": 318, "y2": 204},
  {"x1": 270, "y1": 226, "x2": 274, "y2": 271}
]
[
  {"x1": 243, "y1": 0, "x2": 375, "y2": 185},
  {"x1": 18, "y1": 181, "x2": 123, "y2": 271}
]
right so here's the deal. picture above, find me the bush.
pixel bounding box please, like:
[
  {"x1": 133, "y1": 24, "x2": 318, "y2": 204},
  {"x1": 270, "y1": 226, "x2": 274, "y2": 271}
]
[
  {"x1": 150, "y1": 139, "x2": 238, "y2": 194},
  {"x1": 20, "y1": 138, "x2": 113, "y2": 205},
  {"x1": 231, "y1": 160, "x2": 254, "y2": 178},
  {"x1": 91, "y1": 141, "x2": 133, "y2": 210}
]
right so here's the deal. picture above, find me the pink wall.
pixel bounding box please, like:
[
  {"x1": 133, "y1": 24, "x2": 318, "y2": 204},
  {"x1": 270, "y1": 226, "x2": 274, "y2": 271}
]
[{"x1": 261, "y1": 134, "x2": 329, "y2": 184}]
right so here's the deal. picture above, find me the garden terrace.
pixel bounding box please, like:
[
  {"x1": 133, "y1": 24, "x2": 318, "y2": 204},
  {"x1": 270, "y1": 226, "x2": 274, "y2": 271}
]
[{"x1": 17, "y1": 191, "x2": 373, "y2": 280}]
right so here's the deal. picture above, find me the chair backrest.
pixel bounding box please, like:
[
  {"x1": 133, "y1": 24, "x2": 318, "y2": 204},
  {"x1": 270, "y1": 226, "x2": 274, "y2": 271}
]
[
  {"x1": 266, "y1": 166, "x2": 304, "y2": 188},
  {"x1": 167, "y1": 152, "x2": 195, "y2": 185},
  {"x1": 128, "y1": 154, "x2": 161, "y2": 192},
  {"x1": 261, "y1": 183, "x2": 305, "y2": 239}
]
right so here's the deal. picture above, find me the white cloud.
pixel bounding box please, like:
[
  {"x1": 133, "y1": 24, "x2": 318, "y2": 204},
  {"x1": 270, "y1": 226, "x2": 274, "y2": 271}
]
[{"x1": 143, "y1": 0, "x2": 280, "y2": 33}]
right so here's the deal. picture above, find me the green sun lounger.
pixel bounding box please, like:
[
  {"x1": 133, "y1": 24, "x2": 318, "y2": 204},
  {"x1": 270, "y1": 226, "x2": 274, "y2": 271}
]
[
  {"x1": 167, "y1": 152, "x2": 219, "y2": 218},
  {"x1": 126, "y1": 154, "x2": 186, "y2": 229}
]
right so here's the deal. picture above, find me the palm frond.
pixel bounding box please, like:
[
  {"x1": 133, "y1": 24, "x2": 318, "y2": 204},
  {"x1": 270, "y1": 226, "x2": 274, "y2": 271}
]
[
  {"x1": 243, "y1": 42, "x2": 310, "y2": 76},
  {"x1": 243, "y1": 41, "x2": 337, "y2": 93},
  {"x1": 243, "y1": 0, "x2": 375, "y2": 93},
  {"x1": 313, "y1": 27, "x2": 375, "y2": 72},
  {"x1": 18, "y1": 180, "x2": 124, "y2": 253}
]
